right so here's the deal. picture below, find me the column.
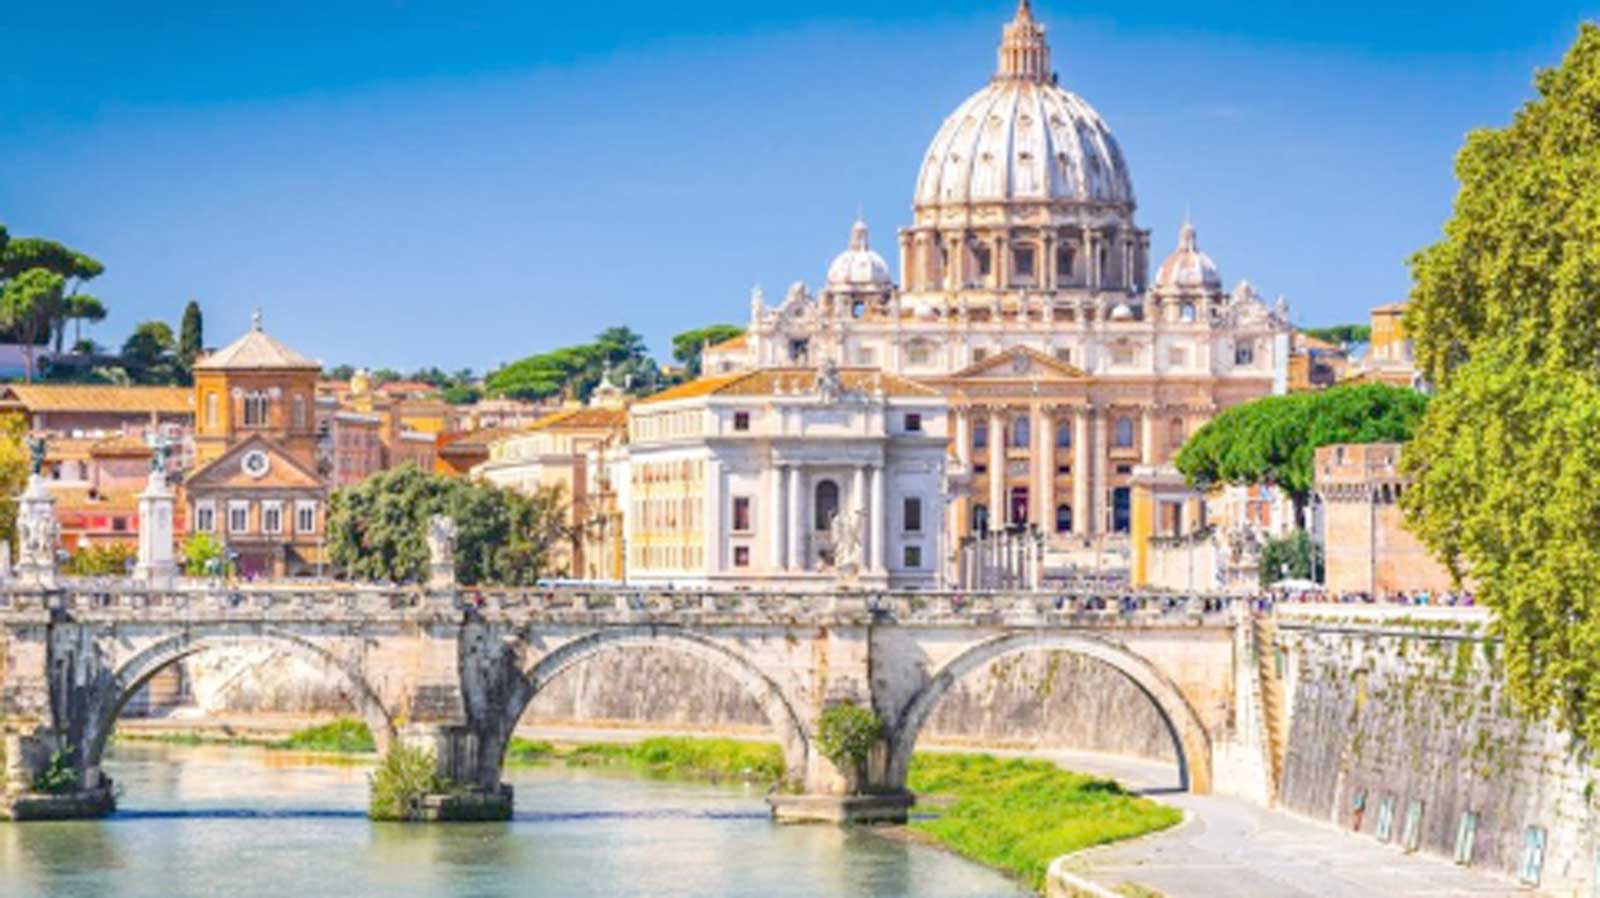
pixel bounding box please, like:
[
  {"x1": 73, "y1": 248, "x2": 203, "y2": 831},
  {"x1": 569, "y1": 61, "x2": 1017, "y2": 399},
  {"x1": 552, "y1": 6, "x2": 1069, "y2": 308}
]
[
  {"x1": 704, "y1": 459, "x2": 724, "y2": 572},
  {"x1": 1042, "y1": 234, "x2": 1056, "y2": 291},
  {"x1": 771, "y1": 466, "x2": 787, "y2": 571},
  {"x1": 871, "y1": 464, "x2": 887, "y2": 572},
  {"x1": 1073, "y1": 408, "x2": 1090, "y2": 538},
  {"x1": 788, "y1": 465, "x2": 803, "y2": 571},
  {"x1": 993, "y1": 235, "x2": 1008, "y2": 290},
  {"x1": 1094, "y1": 412, "x2": 1110, "y2": 534},
  {"x1": 1034, "y1": 404, "x2": 1053, "y2": 539},
  {"x1": 1141, "y1": 409, "x2": 1156, "y2": 465},
  {"x1": 955, "y1": 409, "x2": 971, "y2": 467},
  {"x1": 852, "y1": 466, "x2": 867, "y2": 568},
  {"x1": 988, "y1": 409, "x2": 1005, "y2": 527}
]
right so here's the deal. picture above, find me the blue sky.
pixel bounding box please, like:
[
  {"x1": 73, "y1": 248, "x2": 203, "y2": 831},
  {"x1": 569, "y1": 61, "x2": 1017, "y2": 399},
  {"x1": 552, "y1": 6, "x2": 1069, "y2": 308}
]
[{"x1": 1, "y1": 1, "x2": 1590, "y2": 372}]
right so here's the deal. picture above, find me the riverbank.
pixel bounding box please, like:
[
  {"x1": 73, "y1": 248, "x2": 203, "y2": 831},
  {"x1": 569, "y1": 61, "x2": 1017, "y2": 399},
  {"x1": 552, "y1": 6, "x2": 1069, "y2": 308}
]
[{"x1": 117, "y1": 716, "x2": 1178, "y2": 894}]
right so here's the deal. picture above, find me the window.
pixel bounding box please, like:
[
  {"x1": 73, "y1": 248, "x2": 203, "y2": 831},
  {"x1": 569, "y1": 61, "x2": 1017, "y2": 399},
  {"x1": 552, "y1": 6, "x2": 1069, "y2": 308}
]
[
  {"x1": 903, "y1": 497, "x2": 923, "y2": 533},
  {"x1": 1235, "y1": 342, "x2": 1256, "y2": 366},
  {"x1": 813, "y1": 481, "x2": 839, "y2": 532},
  {"x1": 1055, "y1": 504, "x2": 1072, "y2": 533},
  {"x1": 295, "y1": 501, "x2": 317, "y2": 534},
  {"x1": 112, "y1": 517, "x2": 127, "y2": 533},
  {"x1": 733, "y1": 412, "x2": 750, "y2": 432},
  {"x1": 228, "y1": 502, "x2": 249, "y2": 534},
  {"x1": 262, "y1": 503, "x2": 283, "y2": 535},
  {"x1": 1168, "y1": 346, "x2": 1187, "y2": 368},
  {"x1": 907, "y1": 342, "x2": 933, "y2": 366},
  {"x1": 972, "y1": 504, "x2": 989, "y2": 535},
  {"x1": 903, "y1": 545, "x2": 922, "y2": 568},
  {"x1": 206, "y1": 392, "x2": 219, "y2": 428},
  {"x1": 733, "y1": 545, "x2": 750, "y2": 568},
  {"x1": 1179, "y1": 302, "x2": 1196, "y2": 322},
  {"x1": 973, "y1": 245, "x2": 992, "y2": 279},
  {"x1": 1056, "y1": 246, "x2": 1077, "y2": 282},
  {"x1": 973, "y1": 419, "x2": 988, "y2": 450},
  {"x1": 904, "y1": 413, "x2": 922, "y2": 433},
  {"x1": 853, "y1": 346, "x2": 875, "y2": 365},
  {"x1": 1055, "y1": 421, "x2": 1072, "y2": 449},
  {"x1": 293, "y1": 395, "x2": 306, "y2": 428},
  {"x1": 1053, "y1": 347, "x2": 1071, "y2": 365},
  {"x1": 1013, "y1": 247, "x2": 1035, "y2": 279},
  {"x1": 1111, "y1": 344, "x2": 1137, "y2": 366},
  {"x1": 851, "y1": 300, "x2": 865, "y2": 319},
  {"x1": 1111, "y1": 487, "x2": 1131, "y2": 533},
  {"x1": 1169, "y1": 417, "x2": 1186, "y2": 450},
  {"x1": 1010, "y1": 415, "x2": 1030, "y2": 449},
  {"x1": 243, "y1": 392, "x2": 269, "y2": 427},
  {"x1": 732, "y1": 496, "x2": 752, "y2": 532},
  {"x1": 973, "y1": 348, "x2": 989, "y2": 363},
  {"x1": 1114, "y1": 416, "x2": 1135, "y2": 448},
  {"x1": 788, "y1": 339, "x2": 809, "y2": 363},
  {"x1": 1009, "y1": 486, "x2": 1029, "y2": 526},
  {"x1": 195, "y1": 503, "x2": 216, "y2": 533}
]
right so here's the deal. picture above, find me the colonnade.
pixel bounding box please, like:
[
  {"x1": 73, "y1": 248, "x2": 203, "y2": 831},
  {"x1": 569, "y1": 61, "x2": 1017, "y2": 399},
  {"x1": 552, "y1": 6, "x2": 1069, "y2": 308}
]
[
  {"x1": 768, "y1": 463, "x2": 888, "y2": 573},
  {"x1": 896, "y1": 225, "x2": 1152, "y2": 295}
]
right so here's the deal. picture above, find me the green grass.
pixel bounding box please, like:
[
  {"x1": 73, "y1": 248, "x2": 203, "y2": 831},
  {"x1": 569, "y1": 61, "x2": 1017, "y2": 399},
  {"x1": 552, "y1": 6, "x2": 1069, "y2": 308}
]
[
  {"x1": 275, "y1": 718, "x2": 376, "y2": 753},
  {"x1": 906, "y1": 753, "x2": 1182, "y2": 892},
  {"x1": 505, "y1": 735, "x2": 783, "y2": 783}
]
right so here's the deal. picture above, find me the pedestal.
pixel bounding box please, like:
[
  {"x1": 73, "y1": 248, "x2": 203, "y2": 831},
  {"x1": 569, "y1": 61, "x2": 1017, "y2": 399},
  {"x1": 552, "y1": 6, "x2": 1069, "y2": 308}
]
[
  {"x1": 134, "y1": 471, "x2": 177, "y2": 584},
  {"x1": 14, "y1": 476, "x2": 57, "y2": 588}
]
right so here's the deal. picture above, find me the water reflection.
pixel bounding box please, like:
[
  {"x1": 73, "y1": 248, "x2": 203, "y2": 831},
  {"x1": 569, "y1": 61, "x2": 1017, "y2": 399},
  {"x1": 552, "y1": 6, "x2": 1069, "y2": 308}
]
[{"x1": 0, "y1": 743, "x2": 1027, "y2": 898}]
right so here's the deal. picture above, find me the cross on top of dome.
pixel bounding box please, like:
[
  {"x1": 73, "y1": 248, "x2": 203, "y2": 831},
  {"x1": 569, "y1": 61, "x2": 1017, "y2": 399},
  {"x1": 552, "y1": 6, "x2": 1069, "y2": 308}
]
[{"x1": 997, "y1": 0, "x2": 1053, "y2": 84}]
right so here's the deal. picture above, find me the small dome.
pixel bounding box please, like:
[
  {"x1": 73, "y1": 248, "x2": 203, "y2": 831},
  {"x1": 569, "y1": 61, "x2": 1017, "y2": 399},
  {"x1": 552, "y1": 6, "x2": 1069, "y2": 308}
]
[
  {"x1": 826, "y1": 219, "x2": 892, "y2": 290},
  {"x1": 914, "y1": 2, "x2": 1135, "y2": 212},
  {"x1": 1155, "y1": 221, "x2": 1222, "y2": 292}
]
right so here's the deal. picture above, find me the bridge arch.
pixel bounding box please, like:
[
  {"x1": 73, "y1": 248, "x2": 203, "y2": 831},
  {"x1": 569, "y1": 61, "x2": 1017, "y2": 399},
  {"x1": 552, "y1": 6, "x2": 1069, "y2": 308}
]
[
  {"x1": 491, "y1": 626, "x2": 809, "y2": 787},
  {"x1": 83, "y1": 627, "x2": 397, "y2": 770},
  {"x1": 887, "y1": 631, "x2": 1212, "y2": 793}
]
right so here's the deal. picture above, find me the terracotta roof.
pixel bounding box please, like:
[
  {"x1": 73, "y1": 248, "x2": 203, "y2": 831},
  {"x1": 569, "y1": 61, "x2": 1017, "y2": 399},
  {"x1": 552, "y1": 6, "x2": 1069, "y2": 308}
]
[
  {"x1": 527, "y1": 407, "x2": 628, "y2": 432},
  {"x1": 48, "y1": 487, "x2": 141, "y2": 512},
  {"x1": 706, "y1": 334, "x2": 748, "y2": 353},
  {"x1": 194, "y1": 318, "x2": 319, "y2": 371},
  {"x1": 638, "y1": 368, "x2": 938, "y2": 405},
  {"x1": 438, "y1": 427, "x2": 523, "y2": 454},
  {"x1": 0, "y1": 385, "x2": 193, "y2": 415},
  {"x1": 90, "y1": 435, "x2": 153, "y2": 457},
  {"x1": 1295, "y1": 333, "x2": 1342, "y2": 352},
  {"x1": 1371, "y1": 301, "x2": 1408, "y2": 314}
]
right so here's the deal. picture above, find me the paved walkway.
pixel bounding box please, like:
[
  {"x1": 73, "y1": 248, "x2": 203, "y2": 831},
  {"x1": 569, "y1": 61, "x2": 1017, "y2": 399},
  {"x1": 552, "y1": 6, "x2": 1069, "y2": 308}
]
[{"x1": 1037, "y1": 750, "x2": 1541, "y2": 898}]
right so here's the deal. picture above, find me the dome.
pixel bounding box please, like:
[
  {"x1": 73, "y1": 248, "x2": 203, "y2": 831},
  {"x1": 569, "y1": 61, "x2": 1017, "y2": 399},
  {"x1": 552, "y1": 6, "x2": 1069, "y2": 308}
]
[
  {"x1": 914, "y1": 1, "x2": 1135, "y2": 212},
  {"x1": 826, "y1": 219, "x2": 892, "y2": 289},
  {"x1": 1155, "y1": 221, "x2": 1222, "y2": 292}
]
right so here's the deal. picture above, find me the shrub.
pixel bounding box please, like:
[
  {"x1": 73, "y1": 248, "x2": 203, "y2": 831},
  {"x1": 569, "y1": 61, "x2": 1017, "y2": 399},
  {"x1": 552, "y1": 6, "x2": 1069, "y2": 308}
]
[
  {"x1": 32, "y1": 748, "x2": 79, "y2": 795},
  {"x1": 368, "y1": 743, "x2": 443, "y2": 821},
  {"x1": 280, "y1": 718, "x2": 376, "y2": 753},
  {"x1": 66, "y1": 543, "x2": 136, "y2": 576},
  {"x1": 816, "y1": 701, "x2": 884, "y2": 775}
]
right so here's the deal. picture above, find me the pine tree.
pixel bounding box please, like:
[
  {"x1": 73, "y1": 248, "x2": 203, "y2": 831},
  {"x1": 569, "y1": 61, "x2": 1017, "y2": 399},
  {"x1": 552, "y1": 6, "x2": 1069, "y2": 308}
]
[{"x1": 177, "y1": 300, "x2": 203, "y2": 379}]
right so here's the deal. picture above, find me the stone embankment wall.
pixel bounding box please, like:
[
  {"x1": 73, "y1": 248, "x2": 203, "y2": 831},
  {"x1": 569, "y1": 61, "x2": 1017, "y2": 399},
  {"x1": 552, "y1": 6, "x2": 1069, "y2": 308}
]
[
  {"x1": 158, "y1": 645, "x2": 1179, "y2": 763},
  {"x1": 1275, "y1": 608, "x2": 1598, "y2": 896}
]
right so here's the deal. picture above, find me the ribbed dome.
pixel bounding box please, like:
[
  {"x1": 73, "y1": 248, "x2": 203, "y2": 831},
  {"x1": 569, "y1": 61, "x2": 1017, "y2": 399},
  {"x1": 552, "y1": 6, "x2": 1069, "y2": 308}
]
[
  {"x1": 826, "y1": 219, "x2": 891, "y2": 289},
  {"x1": 1155, "y1": 221, "x2": 1221, "y2": 291},
  {"x1": 913, "y1": 2, "x2": 1134, "y2": 211}
]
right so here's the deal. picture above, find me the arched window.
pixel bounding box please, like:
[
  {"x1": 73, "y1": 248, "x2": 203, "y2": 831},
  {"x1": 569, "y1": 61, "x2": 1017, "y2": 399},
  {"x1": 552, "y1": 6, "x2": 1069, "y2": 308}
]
[
  {"x1": 813, "y1": 480, "x2": 840, "y2": 532},
  {"x1": 1114, "y1": 416, "x2": 1135, "y2": 448},
  {"x1": 293, "y1": 395, "x2": 306, "y2": 429},
  {"x1": 1168, "y1": 417, "x2": 1186, "y2": 450},
  {"x1": 1009, "y1": 486, "x2": 1029, "y2": 526},
  {"x1": 1055, "y1": 504, "x2": 1072, "y2": 534},
  {"x1": 972, "y1": 504, "x2": 989, "y2": 535},
  {"x1": 1055, "y1": 421, "x2": 1072, "y2": 449},
  {"x1": 973, "y1": 419, "x2": 988, "y2": 450},
  {"x1": 1010, "y1": 415, "x2": 1030, "y2": 449},
  {"x1": 1179, "y1": 302, "x2": 1196, "y2": 323}
]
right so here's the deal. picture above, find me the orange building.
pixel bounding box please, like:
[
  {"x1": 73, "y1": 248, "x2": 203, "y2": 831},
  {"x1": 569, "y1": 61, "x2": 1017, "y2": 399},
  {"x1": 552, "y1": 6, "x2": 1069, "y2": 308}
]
[{"x1": 1316, "y1": 443, "x2": 1454, "y2": 595}]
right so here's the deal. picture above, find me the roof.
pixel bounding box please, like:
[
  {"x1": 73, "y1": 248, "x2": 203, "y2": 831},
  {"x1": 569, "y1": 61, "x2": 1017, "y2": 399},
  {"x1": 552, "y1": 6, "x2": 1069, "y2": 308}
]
[
  {"x1": 637, "y1": 368, "x2": 939, "y2": 406},
  {"x1": 0, "y1": 385, "x2": 193, "y2": 415},
  {"x1": 50, "y1": 487, "x2": 141, "y2": 512},
  {"x1": 1371, "y1": 301, "x2": 1408, "y2": 314},
  {"x1": 526, "y1": 407, "x2": 628, "y2": 432},
  {"x1": 438, "y1": 427, "x2": 524, "y2": 454},
  {"x1": 706, "y1": 333, "x2": 748, "y2": 353},
  {"x1": 194, "y1": 314, "x2": 319, "y2": 371},
  {"x1": 89, "y1": 435, "x2": 154, "y2": 457}
]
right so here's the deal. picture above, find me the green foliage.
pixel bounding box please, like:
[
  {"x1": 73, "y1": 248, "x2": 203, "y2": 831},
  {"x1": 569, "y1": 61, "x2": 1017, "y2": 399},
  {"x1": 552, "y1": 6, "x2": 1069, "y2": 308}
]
[
  {"x1": 368, "y1": 742, "x2": 443, "y2": 821},
  {"x1": 177, "y1": 300, "x2": 203, "y2": 376},
  {"x1": 1, "y1": 267, "x2": 64, "y2": 381},
  {"x1": 181, "y1": 532, "x2": 228, "y2": 577},
  {"x1": 671, "y1": 324, "x2": 744, "y2": 377},
  {"x1": 1259, "y1": 530, "x2": 1324, "y2": 587},
  {"x1": 326, "y1": 464, "x2": 570, "y2": 585},
  {"x1": 121, "y1": 320, "x2": 174, "y2": 371},
  {"x1": 503, "y1": 737, "x2": 556, "y2": 764},
  {"x1": 486, "y1": 326, "x2": 662, "y2": 401},
  {"x1": 502, "y1": 735, "x2": 783, "y2": 782},
  {"x1": 0, "y1": 413, "x2": 29, "y2": 546},
  {"x1": 1175, "y1": 383, "x2": 1428, "y2": 510},
  {"x1": 1299, "y1": 324, "x2": 1371, "y2": 346},
  {"x1": 816, "y1": 701, "x2": 884, "y2": 774},
  {"x1": 0, "y1": 235, "x2": 104, "y2": 358},
  {"x1": 440, "y1": 384, "x2": 481, "y2": 405},
  {"x1": 32, "y1": 748, "x2": 79, "y2": 795},
  {"x1": 1400, "y1": 24, "x2": 1600, "y2": 747},
  {"x1": 279, "y1": 718, "x2": 376, "y2": 753},
  {"x1": 907, "y1": 753, "x2": 1181, "y2": 892},
  {"x1": 65, "y1": 542, "x2": 136, "y2": 576}
]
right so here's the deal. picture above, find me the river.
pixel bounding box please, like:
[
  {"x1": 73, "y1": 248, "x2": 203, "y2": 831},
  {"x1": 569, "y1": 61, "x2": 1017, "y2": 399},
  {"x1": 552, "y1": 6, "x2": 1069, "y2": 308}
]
[{"x1": 0, "y1": 743, "x2": 1030, "y2": 898}]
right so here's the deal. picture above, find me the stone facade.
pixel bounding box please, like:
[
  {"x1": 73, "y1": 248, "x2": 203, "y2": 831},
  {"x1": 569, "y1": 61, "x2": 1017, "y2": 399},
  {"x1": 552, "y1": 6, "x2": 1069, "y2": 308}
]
[{"x1": 1316, "y1": 443, "x2": 1455, "y2": 595}]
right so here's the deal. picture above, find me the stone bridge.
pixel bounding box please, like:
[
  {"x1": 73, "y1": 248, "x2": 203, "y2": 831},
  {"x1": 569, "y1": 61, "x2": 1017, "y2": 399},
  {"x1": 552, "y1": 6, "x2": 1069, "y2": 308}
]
[{"x1": 0, "y1": 583, "x2": 1270, "y2": 822}]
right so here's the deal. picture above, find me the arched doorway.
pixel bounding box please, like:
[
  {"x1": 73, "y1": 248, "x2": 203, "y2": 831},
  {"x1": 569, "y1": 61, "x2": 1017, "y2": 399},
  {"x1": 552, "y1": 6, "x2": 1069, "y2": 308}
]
[
  {"x1": 1009, "y1": 486, "x2": 1029, "y2": 527},
  {"x1": 885, "y1": 632, "x2": 1211, "y2": 794},
  {"x1": 814, "y1": 480, "x2": 840, "y2": 531}
]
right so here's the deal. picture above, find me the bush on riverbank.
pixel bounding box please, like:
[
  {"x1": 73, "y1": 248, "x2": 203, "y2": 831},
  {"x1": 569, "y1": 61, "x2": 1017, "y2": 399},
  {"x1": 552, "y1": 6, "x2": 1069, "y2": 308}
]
[
  {"x1": 907, "y1": 753, "x2": 1181, "y2": 892},
  {"x1": 506, "y1": 735, "x2": 782, "y2": 783},
  {"x1": 369, "y1": 743, "x2": 444, "y2": 821},
  {"x1": 278, "y1": 718, "x2": 376, "y2": 753}
]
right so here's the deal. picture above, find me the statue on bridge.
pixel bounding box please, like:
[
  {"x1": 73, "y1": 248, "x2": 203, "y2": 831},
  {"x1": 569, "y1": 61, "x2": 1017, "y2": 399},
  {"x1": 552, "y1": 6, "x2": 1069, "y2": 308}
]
[
  {"x1": 427, "y1": 515, "x2": 458, "y2": 589},
  {"x1": 829, "y1": 506, "x2": 865, "y2": 575},
  {"x1": 25, "y1": 434, "x2": 46, "y2": 479}
]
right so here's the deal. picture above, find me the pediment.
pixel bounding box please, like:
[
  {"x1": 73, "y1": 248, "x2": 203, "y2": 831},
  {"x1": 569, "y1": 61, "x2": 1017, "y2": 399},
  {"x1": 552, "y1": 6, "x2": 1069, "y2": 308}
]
[
  {"x1": 947, "y1": 346, "x2": 1087, "y2": 382},
  {"x1": 186, "y1": 436, "x2": 323, "y2": 491}
]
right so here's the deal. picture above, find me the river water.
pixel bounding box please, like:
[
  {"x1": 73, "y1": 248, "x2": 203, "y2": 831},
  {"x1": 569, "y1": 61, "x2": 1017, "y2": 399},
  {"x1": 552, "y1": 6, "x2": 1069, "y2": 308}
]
[{"x1": 0, "y1": 743, "x2": 1028, "y2": 898}]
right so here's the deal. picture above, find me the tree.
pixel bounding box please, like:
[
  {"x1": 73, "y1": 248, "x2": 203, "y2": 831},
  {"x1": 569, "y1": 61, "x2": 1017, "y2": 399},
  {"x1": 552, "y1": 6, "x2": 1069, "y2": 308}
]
[
  {"x1": 1298, "y1": 324, "x2": 1370, "y2": 346},
  {"x1": 1259, "y1": 530, "x2": 1324, "y2": 588},
  {"x1": 67, "y1": 294, "x2": 106, "y2": 349},
  {"x1": 0, "y1": 268, "x2": 64, "y2": 381},
  {"x1": 672, "y1": 324, "x2": 744, "y2": 377},
  {"x1": 594, "y1": 326, "x2": 646, "y2": 368},
  {"x1": 1398, "y1": 24, "x2": 1600, "y2": 747},
  {"x1": 0, "y1": 413, "x2": 30, "y2": 547},
  {"x1": 177, "y1": 300, "x2": 203, "y2": 376},
  {"x1": 0, "y1": 236, "x2": 104, "y2": 356},
  {"x1": 1175, "y1": 383, "x2": 1427, "y2": 522},
  {"x1": 325, "y1": 364, "x2": 357, "y2": 382},
  {"x1": 325, "y1": 464, "x2": 570, "y2": 585},
  {"x1": 182, "y1": 532, "x2": 229, "y2": 577},
  {"x1": 121, "y1": 320, "x2": 176, "y2": 382}
]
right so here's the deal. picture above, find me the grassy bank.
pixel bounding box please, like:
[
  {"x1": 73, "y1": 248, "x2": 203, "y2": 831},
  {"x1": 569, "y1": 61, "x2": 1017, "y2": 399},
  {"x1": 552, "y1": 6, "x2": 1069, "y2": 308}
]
[
  {"x1": 907, "y1": 753, "x2": 1181, "y2": 891},
  {"x1": 505, "y1": 735, "x2": 783, "y2": 783}
]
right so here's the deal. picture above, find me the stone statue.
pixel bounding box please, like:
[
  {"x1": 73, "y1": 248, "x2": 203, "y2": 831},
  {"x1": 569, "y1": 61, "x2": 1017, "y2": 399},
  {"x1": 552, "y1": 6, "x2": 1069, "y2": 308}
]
[
  {"x1": 427, "y1": 515, "x2": 458, "y2": 571},
  {"x1": 25, "y1": 435, "x2": 45, "y2": 478},
  {"x1": 148, "y1": 434, "x2": 171, "y2": 474},
  {"x1": 816, "y1": 357, "x2": 845, "y2": 404},
  {"x1": 829, "y1": 506, "x2": 864, "y2": 572}
]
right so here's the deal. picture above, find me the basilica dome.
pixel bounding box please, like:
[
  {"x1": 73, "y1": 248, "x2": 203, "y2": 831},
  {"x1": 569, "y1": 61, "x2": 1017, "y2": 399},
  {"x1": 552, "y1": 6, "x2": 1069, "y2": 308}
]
[
  {"x1": 826, "y1": 219, "x2": 891, "y2": 290},
  {"x1": 1155, "y1": 221, "x2": 1222, "y2": 292},
  {"x1": 913, "y1": 1, "x2": 1134, "y2": 213}
]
